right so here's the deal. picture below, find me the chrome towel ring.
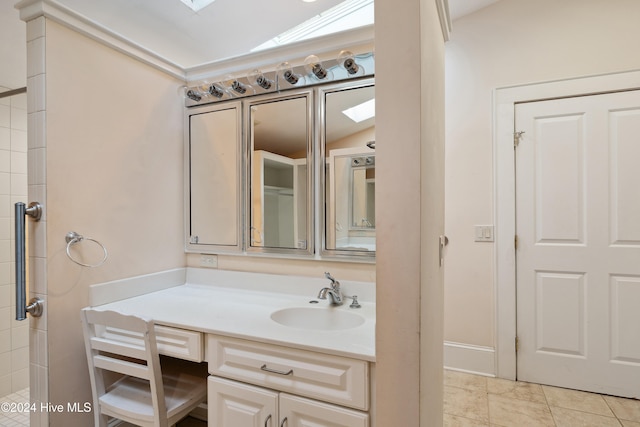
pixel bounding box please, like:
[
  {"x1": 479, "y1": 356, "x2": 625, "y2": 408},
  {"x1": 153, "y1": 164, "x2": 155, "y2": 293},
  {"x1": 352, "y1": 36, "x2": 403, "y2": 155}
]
[{"x1": 65, "y1": 231, "x2": 108, "y2": 268}]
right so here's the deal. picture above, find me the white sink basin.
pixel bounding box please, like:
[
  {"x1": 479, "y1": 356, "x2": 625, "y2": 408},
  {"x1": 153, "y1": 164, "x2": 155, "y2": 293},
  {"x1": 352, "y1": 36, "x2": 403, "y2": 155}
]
[{"x1": 270, "y1": 307, "x2": 365, "y2": 331}]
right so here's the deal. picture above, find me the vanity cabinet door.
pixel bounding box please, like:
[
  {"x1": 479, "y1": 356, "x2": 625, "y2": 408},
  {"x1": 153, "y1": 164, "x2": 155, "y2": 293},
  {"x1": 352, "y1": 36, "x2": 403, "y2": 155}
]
[
  {"x1": 208, "y1": 376, "x2": 278, "y2": 427},
  {"x1": 279, "y1": 393, "x2": 369, "y2": 427}
]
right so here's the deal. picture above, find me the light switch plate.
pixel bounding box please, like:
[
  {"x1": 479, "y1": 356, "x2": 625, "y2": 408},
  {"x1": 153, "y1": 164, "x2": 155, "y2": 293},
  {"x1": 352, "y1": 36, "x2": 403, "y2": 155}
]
[{"x1": 474, "y1": 225, "x2": 494, "y2": 242}]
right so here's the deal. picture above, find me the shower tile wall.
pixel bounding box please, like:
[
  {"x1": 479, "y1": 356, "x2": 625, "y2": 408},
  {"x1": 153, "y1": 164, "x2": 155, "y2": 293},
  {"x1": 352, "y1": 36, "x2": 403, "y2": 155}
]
[{"x1": 0, "y1": 89, "x2": 29, "y2": 398}]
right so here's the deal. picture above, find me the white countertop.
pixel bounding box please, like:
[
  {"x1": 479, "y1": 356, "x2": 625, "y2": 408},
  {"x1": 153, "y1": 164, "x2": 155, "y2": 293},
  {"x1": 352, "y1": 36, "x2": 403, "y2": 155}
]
[{"x1": 90, "y1": 268, "x2": 376, "y2": 362}]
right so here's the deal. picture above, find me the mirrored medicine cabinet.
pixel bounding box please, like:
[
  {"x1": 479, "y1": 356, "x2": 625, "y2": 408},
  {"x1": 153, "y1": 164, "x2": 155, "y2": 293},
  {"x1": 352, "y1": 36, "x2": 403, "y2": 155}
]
[
  {"x1": 185, "y1": 78, "x2": 375, "y2": 261},
  {"x1": 247, "y1": 92, "x2": 313, "y2": 255},
  {"x1": 186, "y1": 101, "x2": 242, "y2": 251}
]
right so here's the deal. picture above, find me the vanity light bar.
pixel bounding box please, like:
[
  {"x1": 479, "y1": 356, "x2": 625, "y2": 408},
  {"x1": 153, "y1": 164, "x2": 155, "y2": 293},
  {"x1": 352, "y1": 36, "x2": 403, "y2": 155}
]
[{"x1": 184, "y1": 51, "x2": 375, "y2": 107}]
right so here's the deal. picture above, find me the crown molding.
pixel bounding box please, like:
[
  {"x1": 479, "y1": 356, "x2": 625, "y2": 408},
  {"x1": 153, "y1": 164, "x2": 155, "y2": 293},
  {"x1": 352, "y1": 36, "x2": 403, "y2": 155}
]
[{"x1": 15, "y1": 0, "x2": 186, "y2": 80}]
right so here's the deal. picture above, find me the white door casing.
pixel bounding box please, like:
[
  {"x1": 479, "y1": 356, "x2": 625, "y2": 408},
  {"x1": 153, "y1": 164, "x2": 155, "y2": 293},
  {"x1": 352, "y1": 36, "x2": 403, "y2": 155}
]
[
  {"x1": 514, "y1": 91, "x2": 640, "y2": 398},
  {"x1": 494, "y1": 70, "x2": 640, "y2": 383}
]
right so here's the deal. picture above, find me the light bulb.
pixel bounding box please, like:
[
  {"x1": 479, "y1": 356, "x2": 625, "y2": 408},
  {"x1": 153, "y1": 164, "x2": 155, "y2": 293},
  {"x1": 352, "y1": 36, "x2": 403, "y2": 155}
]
[
  {"x1": 248, "y1": 69, "x2": 273, "y2": 90},
  {"x1": 276, "y1": 62, "x2": 301, "y2": 85},
  {"x1": 185, "y1": 88, "x2": 201, "y2": 102},
  {"x1": 222, "y1": 74, "x2": 254, "y2": 95},
  {"x1": 304, "y1": 55, "x2": 329, "y2": 80},
  {"x1": 337, "y1": 50, "x2": 363, "y2": 75},
  {"x1": 207, "y1": 83, "x2": 225, "y2": 99}
]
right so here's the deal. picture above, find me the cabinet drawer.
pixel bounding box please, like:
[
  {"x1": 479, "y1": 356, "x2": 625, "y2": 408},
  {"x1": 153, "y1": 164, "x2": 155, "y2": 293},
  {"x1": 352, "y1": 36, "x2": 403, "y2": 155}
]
[
  {"x1": 207, "y1": 335, "x2": 369, "y2": 410},
  {"x1": 100, "y1": 325, "x2": 203, "y2": 362}
]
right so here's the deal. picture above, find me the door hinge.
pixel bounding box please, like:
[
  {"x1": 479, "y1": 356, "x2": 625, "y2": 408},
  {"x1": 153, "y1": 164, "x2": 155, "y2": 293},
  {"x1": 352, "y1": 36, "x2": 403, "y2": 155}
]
[
  {"x1": 515, "y1": 336, "x2": 520, "y2": 353},
  {"x1": 514, "y1": 234, "x2": 518, "y2": 250},
  {"x1": 514, "y1": 131, "x2": 525, "y2": 148}
]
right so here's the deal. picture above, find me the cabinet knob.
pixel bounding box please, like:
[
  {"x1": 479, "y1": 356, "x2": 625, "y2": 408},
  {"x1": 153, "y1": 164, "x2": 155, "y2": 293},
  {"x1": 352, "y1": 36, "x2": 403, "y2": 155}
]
[{"x1": 280, "y1": 417, "x2": 288, "y2": 427}]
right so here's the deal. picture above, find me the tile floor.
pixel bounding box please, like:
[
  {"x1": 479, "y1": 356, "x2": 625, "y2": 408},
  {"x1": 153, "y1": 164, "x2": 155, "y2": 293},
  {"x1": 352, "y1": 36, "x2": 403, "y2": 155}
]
[
  {"x1": 444, "y1": 370, "x2": 640, "y2": 427},
  {"x1": 0, "y1": 388, "x2": 30, "y2": 427}
]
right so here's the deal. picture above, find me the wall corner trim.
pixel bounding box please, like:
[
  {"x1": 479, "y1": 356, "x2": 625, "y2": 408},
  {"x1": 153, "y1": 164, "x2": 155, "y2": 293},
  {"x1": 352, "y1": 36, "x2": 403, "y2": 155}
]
[{"x1": 15, "y1": 0, "x2": 186, "y2": 80}]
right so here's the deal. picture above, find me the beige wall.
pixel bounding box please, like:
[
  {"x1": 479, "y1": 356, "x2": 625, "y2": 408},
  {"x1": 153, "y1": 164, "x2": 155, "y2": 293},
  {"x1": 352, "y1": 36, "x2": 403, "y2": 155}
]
[
  {"x1": 376, "y1": 0, "x2": 445, "y2": 425},
  {"x1": 34, "y1": 19, "x2": 185, "y2": 425},
  {"x1": 445, "y1": 0, "x2": 640, "y2": 351}
]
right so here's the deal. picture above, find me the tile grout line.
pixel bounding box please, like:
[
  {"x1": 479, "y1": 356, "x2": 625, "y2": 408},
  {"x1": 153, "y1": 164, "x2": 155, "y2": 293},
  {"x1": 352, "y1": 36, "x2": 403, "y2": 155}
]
[
  {"x1": 486, "y1": 376, "x2": 492, "y2": 426},
  {"x1": 539, "y1": 384, "x2": 558, "y2": 426},
  {"x1": 601, "y1": 393, "x2": 627, "y2": 424}
]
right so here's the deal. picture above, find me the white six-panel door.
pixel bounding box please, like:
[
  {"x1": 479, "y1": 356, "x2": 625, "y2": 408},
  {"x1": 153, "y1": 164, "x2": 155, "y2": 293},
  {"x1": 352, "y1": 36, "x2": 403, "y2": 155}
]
[{"x1": 515, "y1": 90, "x2": 640, "y2": 398}]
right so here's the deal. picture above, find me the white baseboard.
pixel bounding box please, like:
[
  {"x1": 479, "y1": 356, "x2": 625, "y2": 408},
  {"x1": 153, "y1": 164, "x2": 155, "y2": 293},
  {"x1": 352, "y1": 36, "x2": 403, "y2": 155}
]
[{"x1": 444, "y1": 341, "x2": 496, "y2": 377}]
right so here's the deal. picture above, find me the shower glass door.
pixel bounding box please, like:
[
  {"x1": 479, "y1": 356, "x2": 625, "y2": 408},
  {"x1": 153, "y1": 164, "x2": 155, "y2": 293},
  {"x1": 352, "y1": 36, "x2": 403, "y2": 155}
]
[{"x1": 0, "y1": 88, "x2": 29, "y2": 409}]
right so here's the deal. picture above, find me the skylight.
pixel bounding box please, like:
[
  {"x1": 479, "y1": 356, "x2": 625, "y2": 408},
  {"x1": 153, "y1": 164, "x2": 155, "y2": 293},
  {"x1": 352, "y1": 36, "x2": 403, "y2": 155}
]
[
  {"x1": 252, "y1": 0, "x2": 374, "y2": 52},
  {"x1": 342, "y1": 98, "x2": 375, "y2": 123},
  {"x1": 179, "y1": 0, "x2": 216, "y2": 12}
]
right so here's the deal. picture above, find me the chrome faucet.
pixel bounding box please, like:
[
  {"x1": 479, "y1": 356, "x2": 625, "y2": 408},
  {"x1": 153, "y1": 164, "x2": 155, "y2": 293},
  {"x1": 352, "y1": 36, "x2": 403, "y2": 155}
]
[{"x1": 317, "y1": 272, "x2": 343, "y2": 305}]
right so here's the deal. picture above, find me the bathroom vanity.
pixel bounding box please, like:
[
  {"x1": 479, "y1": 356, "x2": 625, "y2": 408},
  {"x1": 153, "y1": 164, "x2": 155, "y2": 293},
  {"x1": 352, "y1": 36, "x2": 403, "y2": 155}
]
[{"x1": 87, "y1": 268, "x2": 376, "y2": 427}]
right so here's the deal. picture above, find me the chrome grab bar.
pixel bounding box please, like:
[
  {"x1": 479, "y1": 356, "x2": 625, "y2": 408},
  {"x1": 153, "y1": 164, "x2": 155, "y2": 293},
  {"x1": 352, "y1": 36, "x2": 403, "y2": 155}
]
[{"x1": 15, "y1": 202, "x2": 44, "y2": 320}]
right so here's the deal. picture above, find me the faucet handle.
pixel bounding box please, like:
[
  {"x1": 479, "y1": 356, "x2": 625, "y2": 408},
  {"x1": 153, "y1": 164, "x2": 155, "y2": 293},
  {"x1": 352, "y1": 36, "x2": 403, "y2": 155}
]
[
  {"x1": 324, "y1": 272, "x2": 340, "y2": 287},
  {"x1": 344, "y1": 294, "x2": 361, "y2": 309}
]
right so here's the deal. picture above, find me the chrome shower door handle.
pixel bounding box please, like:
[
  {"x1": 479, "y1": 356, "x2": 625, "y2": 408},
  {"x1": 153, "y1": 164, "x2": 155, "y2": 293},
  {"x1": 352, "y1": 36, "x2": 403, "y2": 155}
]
[{"x1": 15, "y1": 202, "x2": 44, "y2": 320}]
